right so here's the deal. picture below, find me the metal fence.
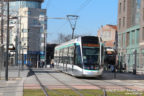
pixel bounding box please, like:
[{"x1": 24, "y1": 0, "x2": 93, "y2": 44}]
[{"x1": 119, "y1": 53, "x2": 144, "y2": 74}]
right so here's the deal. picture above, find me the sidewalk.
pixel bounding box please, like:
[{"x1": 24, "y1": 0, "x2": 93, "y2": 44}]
[
  {"x1": 0, "y1": 66, "x2": 29, "y2": 96},
  {"x1": 102, "y1": 71, "x2": 144, "y2": 80}
]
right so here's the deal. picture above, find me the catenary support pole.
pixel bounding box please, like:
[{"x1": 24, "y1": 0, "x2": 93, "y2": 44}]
[
  {"x1": 5, "y1": 0, "x2": 9, "y2": 81},
  {"x1": 67, "y1": 15, "x2": 79, "y2": 39},
  {"x1": 0, "y1": 0, "x2": 4, "y2": 79}
]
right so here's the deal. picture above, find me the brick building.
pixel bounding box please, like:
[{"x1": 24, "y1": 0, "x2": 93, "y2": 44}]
[
  {"x1": 118, "y1": 0, "x2": 144, "y2": 73},
  {"x1": 97, "y1": 24, "x2": 117, "y2": 49}
]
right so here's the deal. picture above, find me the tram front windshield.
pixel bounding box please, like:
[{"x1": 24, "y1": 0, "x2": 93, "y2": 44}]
[{"x1": 82, "y1": 46, "x2": 100, "y2": 70}]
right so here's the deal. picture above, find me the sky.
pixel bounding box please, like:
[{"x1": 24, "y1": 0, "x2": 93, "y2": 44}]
[{"x1": 42, "y1": 0, "x2": 118, "y2": 43}]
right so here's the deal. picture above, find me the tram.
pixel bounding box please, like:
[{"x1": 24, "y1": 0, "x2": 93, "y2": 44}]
[{"x1": 54, "y1": 36, "x2": 104, "y2": 77}]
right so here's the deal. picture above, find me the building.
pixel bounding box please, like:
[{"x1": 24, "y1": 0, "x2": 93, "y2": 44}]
[
  {"x1": 97, "y1": 25, "x2": 117, "y2": 49},
  {"x1": 1, "y1": 0, "x2": 47, "y2": 67},
  {"x1": 118, "y1": 0, "x2": 144, "y2": 73},
  {"x1": 46, "y1": 44, "x2": 57, "y2": 64},
  {"x1": 0, "y1": 1, "x2": 9, "y2": 69},
  {"x1": 19, "y1": 7, "x2": 46, "y2": 67},
  {"x1": 97, "y1": 25, "x2": 117, "y2": 68}
]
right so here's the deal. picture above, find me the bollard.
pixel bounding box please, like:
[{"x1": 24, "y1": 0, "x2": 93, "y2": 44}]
[
  {"x1": 133, "y1": 50, "x2": 137, "y2": 75},
  {"x1": 103, "y1": 89, "x2": 107, "y2": 96}
]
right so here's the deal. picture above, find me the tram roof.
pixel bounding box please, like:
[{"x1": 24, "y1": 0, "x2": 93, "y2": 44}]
[{"x1": 55, "y1": 36, "x2": 100, "y2": 50}]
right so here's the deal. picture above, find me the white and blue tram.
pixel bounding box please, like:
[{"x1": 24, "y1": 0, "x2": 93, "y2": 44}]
[{"x1": 54, "y1": 36, "x2": 104, "y2": 77}]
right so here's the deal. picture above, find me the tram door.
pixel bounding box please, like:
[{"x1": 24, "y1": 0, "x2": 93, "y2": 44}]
[
  {"x1": 63, "y1": 48, "x2": 68, "y2": 72},
  {"x1": 68, "y1": 46, "x2": 75, "y2": 74}
]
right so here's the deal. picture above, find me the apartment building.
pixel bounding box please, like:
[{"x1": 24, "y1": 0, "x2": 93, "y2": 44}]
[
  {"x1": 1, "y1": 0, "x2": 47, "y2": 66},
  {"x1": 19, "y1": 8, "x2": 46, "y2": 66},
  {"x1": 118, "y1": 0, "x2": 144, "y2": 73}
]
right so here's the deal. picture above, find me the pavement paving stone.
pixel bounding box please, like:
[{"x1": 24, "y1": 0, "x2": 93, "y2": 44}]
[
  {"x1": 0, "y1": 67, "x2": 29, "y2": 96},
  {"x1": 24, "y1": 69, "x2": 144, "y2": 92},
  {"x1": 1, "y1": 68, "x2": 143, "y2": 96}
]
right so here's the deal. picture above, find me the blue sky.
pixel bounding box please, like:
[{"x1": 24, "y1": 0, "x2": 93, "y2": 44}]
[{"x1": 42, "y1": 0, "x2": 118, "y2": 43}]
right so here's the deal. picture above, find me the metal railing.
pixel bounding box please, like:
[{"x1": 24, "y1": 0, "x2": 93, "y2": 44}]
[{"x1": 118, "y1": 53, "x2": 144, "y2": 74}]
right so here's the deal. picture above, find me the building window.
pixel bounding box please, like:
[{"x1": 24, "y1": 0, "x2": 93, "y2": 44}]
[
  {"x1": 22, "y1": 29, "x2": 28, "y2": 33},
  {"x1": 135, "y1": 0, "x2": 141, "y2": 24},
  {"x1": 123, "y1": 0, "x2": 126, "y2": 12},
  {"x1": 119, "y1": 18, "x2": 121, "y2": 29},
  {"x1": 123, "y1": 17, "x2": 125, "y2": 27},
  {"x1": 33, "y1": 20, "x2": 38, "y2": 25},
  {"x1": 22, "y1": 37, "x2": 27, "y2": 41},
  {"x1": 136, "y1": 29, "x2": 139, "y2": 44},
  {"x1": 118, "y1": 34, "x2": 121, "y2": 47},
  {"x1": 25, "y1": 11, "x2": 31, "y2": 15},
  {"x1": 119, "y1": 3, "x2": 122, "y2": 13},
  {"x1": 40, "y1": 12, "x2": 45, "y2": 15},
  {"x1": 123, "y1": 33, "x2": 125, "y2": 47},
  {"x1": 143, "y1": 27, "x2": 144, "y2": 40},
  {"x1": 122, "y1": 34, "x2": 123, "y2": 47},
  {"x1": 126, "y1": 32, "x2": 130, "y2": 46},
  {"x1": 143, "y1": 8, "x2": 144, "y2": 21},
  {"x1": 132, "y1": 30, "x2": 135, "y2": 45}
]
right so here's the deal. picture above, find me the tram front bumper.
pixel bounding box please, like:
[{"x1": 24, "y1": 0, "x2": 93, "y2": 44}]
[{"x1": 82, "y1": 68, "x2": 103, "y2": 77}]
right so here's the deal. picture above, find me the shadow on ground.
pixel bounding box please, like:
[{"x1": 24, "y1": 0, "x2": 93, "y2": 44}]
[
  {"x1": 27, "y1": 68, "x2": 144, "y2": 80},
  {"x1": 79, "y1": 71, "x2": 144, "y2": 80}
]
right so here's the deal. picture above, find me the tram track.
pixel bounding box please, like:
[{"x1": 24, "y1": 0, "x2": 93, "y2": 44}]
[
  {"x1": 77, "y1": 76, "x2": 141, "y2": 95},
  {"x1": 30, "y1": 68, "x2": 142, "y2": 96},
  {"x1": 86, "y1": 78, "x2": 143, "y2": 96},
  {"x1": 32, "y1": 69, "x2": 84, "y2": 96},
  {"x1": 32, "y1": 69, "x2": 70, "y2": 96},
  {"x1": 49, "y1": 69, "x2": 107, "y2": 96},
  {"x1": 30, "y1": 68, "x2": 49, "y2": 96},
  {"x1": 59, "y1": 71, "x2": 141, "y2": 95},
  {"x1": 58, "y1": 68, "x2": 144, "y2": 93},
  {"x1": 46, "y1": 71, "x2": 84, "y2": 96},
  {"x1": 77, "y1": 78, "x2": 122, "y2": 96}
]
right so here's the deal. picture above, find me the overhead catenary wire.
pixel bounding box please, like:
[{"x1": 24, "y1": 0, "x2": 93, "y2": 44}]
[
  {"x1": 75, "y1": 0, "x2": 93, "y2": 14},
  {"x1": 44, "y1": 0, "x2": 93, "y2": 43},
  {"x1": 45, "y1": 0, "x2": 52, "y2": 10},
  {"x1": 53, "y1": 0, "x2": 93, "y2": 35}
]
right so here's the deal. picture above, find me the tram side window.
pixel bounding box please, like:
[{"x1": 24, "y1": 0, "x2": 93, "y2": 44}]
[
  {"x1": 62, "y1": 49, "x2": 64, "y2": 63},
  {"x1": 56, "y1": 50, "x2": 60, "y2": 63},
  {"x1": 59, "y1": 49, "x2": 63, "y2": 63},
  {"x1": 57, "y1": 50, "x2": 60, "y2": 63},
  {"x1": 101, "y1": 45, "x2": 104, "y2": 65},
  {"x1": 75, "y1": 46, "x2": 82, "y2": 67},
  {"x1": 69, "y1": 46, "x2": 75, "y2": 64},
  {"x1": 63, "y1": 48, "x2": 68, "y2": 64},
  {"x1": 67, "y1": 47, "x2": 70, "y2": 64},
  {"x1": 54, "y1": 50, "x2": 57, "y2": 62}
]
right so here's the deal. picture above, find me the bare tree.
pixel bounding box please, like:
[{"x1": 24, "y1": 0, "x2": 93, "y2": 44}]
[
  {"x1": 54, "y1": 32, "x2": 92, "y2": 44},
  {"x1": 56, "y1": 33, "x2": 80, "y2": 44}
]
